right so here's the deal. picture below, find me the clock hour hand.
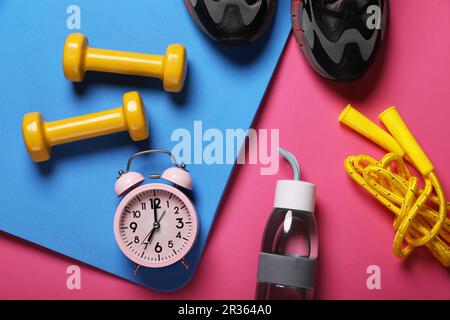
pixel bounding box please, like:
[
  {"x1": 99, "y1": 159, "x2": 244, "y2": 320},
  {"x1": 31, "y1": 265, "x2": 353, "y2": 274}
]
[
  {"x1": 141, "y1": 211, "x2": 166, "y2": 246},
  {"x1": 153, "y1": 206, "x2": 158, "y2": 226}
]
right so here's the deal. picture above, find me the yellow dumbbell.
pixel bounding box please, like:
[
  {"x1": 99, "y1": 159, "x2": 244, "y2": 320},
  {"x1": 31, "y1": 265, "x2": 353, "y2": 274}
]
[
  {"x1": 63, "y1": 33, "x2": 187, "y2": 93},
  {"x1": 22, "y1": 91, "x2": 148, "y2": 162}
]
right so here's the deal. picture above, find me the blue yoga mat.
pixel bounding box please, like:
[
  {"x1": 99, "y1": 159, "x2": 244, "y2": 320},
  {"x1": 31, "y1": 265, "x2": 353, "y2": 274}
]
[{"x1": 0, "y1": 0, "x2": 291, "y2": 291}]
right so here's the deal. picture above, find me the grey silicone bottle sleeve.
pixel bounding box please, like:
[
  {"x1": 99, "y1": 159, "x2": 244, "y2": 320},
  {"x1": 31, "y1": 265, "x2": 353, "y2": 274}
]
[{"x1": 257, "y1": 252, "x2": 317, "y2": 289}]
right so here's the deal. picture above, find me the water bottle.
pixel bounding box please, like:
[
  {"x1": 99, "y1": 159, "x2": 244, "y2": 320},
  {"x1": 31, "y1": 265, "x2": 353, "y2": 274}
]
[{"x1": 255, "y1": 148, "x2": 318, "y2": 300}]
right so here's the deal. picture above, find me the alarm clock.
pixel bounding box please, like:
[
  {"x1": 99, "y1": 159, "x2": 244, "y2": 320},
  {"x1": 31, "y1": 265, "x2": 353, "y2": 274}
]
[{"x1": 113, "y1": 149, "x2": 199, "y2": 272}]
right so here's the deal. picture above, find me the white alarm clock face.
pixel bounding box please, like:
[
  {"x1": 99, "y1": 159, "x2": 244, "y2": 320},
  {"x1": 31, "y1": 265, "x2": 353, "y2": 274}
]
[{"x1": 114, "y1": 183, "x2": 198, "y2": 268}]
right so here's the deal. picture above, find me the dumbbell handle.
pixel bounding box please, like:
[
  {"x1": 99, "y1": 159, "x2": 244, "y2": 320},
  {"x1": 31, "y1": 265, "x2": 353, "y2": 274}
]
[
  {"x1": 85, "y1": 48, "x2": 164, "y2": 79},
  {"x1": 45, "y1": 107, "x2": 126, "y2": 146}
]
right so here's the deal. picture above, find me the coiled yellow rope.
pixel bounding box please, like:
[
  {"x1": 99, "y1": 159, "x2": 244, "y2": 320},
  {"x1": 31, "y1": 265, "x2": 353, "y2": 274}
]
[
  {"x1": 345, "y1": 153, "x2": 450, "y2": 267},
  {"x1": 340, "y1": 105, "x2": 449, "y2": 267}
]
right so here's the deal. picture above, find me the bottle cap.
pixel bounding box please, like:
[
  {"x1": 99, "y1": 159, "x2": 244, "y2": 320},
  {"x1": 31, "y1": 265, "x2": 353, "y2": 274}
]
[{"x1": 274, "y1": 180, "x2": 316, "y2": 212}]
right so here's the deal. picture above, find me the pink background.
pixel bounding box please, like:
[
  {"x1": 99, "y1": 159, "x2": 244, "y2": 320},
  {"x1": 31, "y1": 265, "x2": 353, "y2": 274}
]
[{"x1": 1, "y1": 1, "x2": 450, "y2": 299}]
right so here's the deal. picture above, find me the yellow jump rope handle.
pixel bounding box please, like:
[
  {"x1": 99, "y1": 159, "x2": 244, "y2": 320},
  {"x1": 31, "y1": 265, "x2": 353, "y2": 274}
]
[
  {"x1": 379, "y1": 107, "x2": 434, "y2": 176},
  {"x1": 339, "y1": 105, "x2": 405, "y2": 156},
  {"x1": 339, "y1": 105, "x2": 449, "y2": 266}
]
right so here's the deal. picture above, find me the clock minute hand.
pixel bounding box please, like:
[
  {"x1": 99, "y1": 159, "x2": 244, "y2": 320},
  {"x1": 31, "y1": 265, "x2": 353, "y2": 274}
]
[
  {"x1": 142, "y1": 210, "x2": 166, "y2": 246},
  {"x1": 141, "y1": 205, "x2": 161, "y2": 246},
  {"x1": 140, "y1": 227, "x2": 155, "y2": 245}
]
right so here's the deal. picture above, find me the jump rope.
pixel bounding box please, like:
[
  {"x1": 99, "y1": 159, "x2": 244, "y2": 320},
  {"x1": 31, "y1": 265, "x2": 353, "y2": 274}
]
[{"x1": 339, "y1": 105, "x2": 450, "y2": 267}]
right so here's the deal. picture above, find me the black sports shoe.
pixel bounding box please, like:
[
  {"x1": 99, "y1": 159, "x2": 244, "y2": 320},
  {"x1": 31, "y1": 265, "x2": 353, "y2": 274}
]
[
  {"x1": 292, "y1": 0, "x2": 389, "y2": 81},
  {"x1": 184, "y1": 0, "x2": 277, "y2": 44}
]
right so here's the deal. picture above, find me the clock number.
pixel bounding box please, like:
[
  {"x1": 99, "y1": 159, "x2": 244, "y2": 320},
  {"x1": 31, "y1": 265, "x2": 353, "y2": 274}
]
[
  {"x1": 141, "y1": 203, "x2": 146, "y2": 210},
  {"x1": 168, "y1": 240, "x2": 174, "y2": 248},
  {"x1": 174, "y1": 206, "x2": 180, "y2": 214},
  {"x1": 176, "y1": 231, "x2": 182, "y2": 239},
  {"x1": 150, "y1": 198, "x2": 161, "y2": 210},
  {"x1": 133, "y1": 210, "x2": 141, "y2": 218},
  {"x1": 154, "y1": 242, "x2": 162, "y2": 253},
  {"x1": 134, "y1": 236, "x2": 140, "y2": 243},
  {"x1": 129, "y1": 222, "x2": 138, "y2": 233},
  {"x1": 176, "y1": 218, "x2": 184, "y2": 229},
  {"x1": 166, "y1": 200, "x2": 170, "y2": 208}
]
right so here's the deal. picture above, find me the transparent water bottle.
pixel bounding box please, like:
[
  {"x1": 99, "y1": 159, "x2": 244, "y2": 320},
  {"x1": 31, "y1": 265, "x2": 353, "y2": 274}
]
[{"x1": 255, "y1": 149, "x2": 318, "y2": 300}]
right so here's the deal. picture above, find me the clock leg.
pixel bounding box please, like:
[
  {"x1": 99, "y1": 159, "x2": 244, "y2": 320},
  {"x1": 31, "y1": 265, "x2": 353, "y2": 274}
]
[
  {"x1": 181, "y1": 258, "x2": 189, "y2": 270},
  {"x1": 133, "y1": 264, "x2": 141, "y2": 275}
]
